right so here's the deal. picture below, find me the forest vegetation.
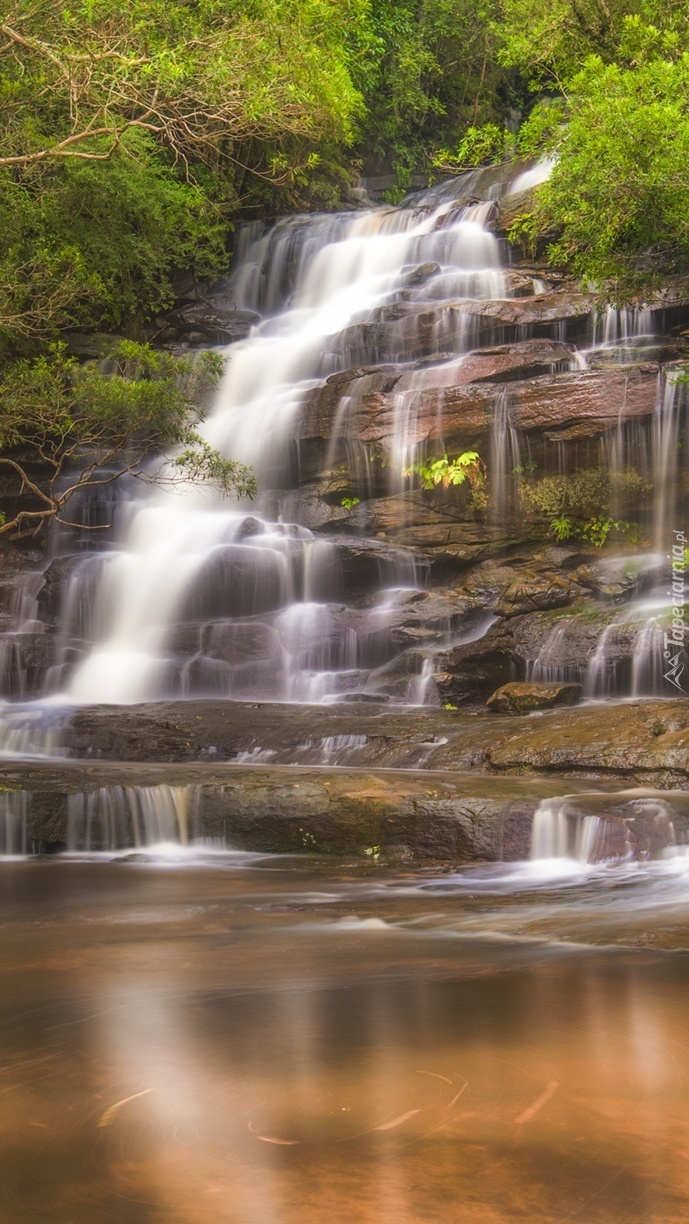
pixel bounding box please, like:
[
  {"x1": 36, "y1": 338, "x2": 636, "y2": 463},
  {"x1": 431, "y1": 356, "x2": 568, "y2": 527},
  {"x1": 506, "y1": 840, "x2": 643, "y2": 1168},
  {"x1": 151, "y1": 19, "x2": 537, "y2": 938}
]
[{"x1": 0, "y1": 0, "x2": 688, "y2": 531}]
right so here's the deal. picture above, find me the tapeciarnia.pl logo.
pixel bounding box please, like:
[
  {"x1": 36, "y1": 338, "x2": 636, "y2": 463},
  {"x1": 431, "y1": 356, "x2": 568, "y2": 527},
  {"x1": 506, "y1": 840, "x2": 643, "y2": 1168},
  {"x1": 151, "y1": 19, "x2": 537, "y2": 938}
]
[{"x1": 664, "y1": 529, "x2": 687, "y2": 693}]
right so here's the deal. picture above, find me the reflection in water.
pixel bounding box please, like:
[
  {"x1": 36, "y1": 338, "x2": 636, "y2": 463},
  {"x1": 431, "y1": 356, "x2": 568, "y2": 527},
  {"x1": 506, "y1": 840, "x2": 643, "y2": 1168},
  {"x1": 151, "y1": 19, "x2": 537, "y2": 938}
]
[{"x1": 1, "y1": 860, "x2": 689, "y2": 1222}]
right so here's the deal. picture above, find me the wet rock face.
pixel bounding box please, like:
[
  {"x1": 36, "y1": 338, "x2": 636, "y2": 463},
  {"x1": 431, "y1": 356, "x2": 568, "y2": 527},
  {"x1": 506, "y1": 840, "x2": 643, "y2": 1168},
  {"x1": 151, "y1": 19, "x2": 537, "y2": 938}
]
[
  {"x1": 297, "y1": 360, "x2": 661, "y2": 500},
  {"x1": 433, "y1": 622, "x2": 521, "y2": 705},
  {"x1": 164, "y1": 304, "x2": 260, "y2": 344},
  {"x1": 495, "y1": 572, "x2": 577, "y2": 617},
  {"x1": 486, "y1": 681, "x2": 582, "y2": 714},
  {"x1": 25, "y1": 697, "x2": 689, "y2": 787},
  {"x1": 0, "y1": 632, "x2": 55, "y2": 699}
]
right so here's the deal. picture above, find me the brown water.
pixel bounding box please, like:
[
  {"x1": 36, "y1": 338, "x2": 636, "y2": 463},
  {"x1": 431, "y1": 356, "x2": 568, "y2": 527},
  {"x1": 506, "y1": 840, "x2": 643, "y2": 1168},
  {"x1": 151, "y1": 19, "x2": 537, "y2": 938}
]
[{"x1": 1, "y1": 855, "x2": 689, "y2": 1223}]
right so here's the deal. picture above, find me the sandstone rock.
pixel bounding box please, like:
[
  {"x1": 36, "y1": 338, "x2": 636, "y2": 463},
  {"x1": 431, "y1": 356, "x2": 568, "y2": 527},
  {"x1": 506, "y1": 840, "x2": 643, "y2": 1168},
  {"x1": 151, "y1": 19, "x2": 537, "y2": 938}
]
[
  {"x1": 509, "y1": 609, "x2": 636, "y2": 688},
  {"x1": 361, "y1": 494, "x2": 533, "y2": 561},
  {"x1": 36, "y1": 554, "x2": 104, "y2": 625},
  {"x1": 36, "y1": 696, "x2": 689, "y2": 786},
  {"x1": 298, "y1": 364, "x2": 660, "y2": 478},
  {"x1": 392, "y1": 339, "x2": 575, "y2": 389},
  {"x1": 400, "y1": 261, "x2": 441, "y2": 288},
  {"x1": 433, "y1": 621, "x2": 520, "y2": 705},
  {"x1": 169, "y1": 304, "x2": 260, "y2": 343},
  {"x1": 486, "y1": 680, "x2": 582, "y2": 713},
  {"x1": 495, "y1": 572, "x2": 576, "y2": 617},
  {"x1": 0, "y1": 758, "x2": 551, "y2": 861},
  {"x1": 572, "y1": 556, "x2": 664, "y2": 602}
]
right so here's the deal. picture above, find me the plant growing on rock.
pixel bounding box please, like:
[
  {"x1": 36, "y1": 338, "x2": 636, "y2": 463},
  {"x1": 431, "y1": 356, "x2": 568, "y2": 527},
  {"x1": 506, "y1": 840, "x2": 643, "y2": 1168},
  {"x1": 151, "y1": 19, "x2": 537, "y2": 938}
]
[
  {"x1": 406, "y1": 451, "x2": 486, "y2": 495},
  {"x1": 0, "y1": 342, "x2": 255, "y2": 537},
  {"x1": 517, "y1": 466, "x2": 649, "y2": 544}
]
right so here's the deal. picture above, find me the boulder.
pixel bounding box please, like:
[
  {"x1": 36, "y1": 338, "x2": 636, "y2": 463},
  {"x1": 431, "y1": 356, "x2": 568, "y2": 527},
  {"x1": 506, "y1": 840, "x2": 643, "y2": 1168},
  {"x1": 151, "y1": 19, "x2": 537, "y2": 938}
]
[
  {"x1": 495, "y1": 572, "x2": 576, "y2": 617},
  {"x1": 432, "y1": 621, "x2": 521, "y2": 705},
  {"x1": 487, "y1": 681, "x2": 582, "y2": 714},
  {"x1": 572, "y1": 556, "x2": 664, "y2": 602},
  {"x1": 169, "y1": 304, "x2": 260, "y2": 343}
]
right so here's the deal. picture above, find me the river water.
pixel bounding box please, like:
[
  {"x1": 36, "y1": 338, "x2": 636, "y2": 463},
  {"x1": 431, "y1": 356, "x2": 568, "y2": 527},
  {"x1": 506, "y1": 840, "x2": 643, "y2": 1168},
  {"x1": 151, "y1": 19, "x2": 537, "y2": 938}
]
[{"x1": 2, "y1": 851, "x2": 689, "y2": 1223}]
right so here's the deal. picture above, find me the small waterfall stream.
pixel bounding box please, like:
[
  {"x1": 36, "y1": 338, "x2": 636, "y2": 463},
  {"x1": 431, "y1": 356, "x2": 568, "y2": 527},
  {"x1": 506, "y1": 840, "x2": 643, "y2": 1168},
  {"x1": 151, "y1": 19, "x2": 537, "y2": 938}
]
[{"x1": 530, "y1": 790, "x2": 689, "y2": 867}]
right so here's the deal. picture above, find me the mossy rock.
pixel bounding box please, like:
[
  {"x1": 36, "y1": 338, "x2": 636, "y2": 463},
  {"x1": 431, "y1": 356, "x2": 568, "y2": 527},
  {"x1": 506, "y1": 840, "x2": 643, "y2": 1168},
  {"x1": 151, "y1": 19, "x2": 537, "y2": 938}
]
[{"x1": 487, "y1": 681, "x2": 582, "y2": 714}]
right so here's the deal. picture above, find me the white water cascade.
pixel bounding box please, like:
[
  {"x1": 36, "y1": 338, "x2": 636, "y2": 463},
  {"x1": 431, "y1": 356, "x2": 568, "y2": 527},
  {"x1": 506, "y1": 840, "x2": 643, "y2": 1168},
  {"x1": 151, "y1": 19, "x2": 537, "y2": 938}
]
[
  {"x1": 530, "y1": 791, "x2": 689, "y2": 867},
  {"x1": 66, "y1": 784, "x2": 200, "y2": 853},
  {"x1": 56, "y1": 195, "x2": 510, "y2": 706}
]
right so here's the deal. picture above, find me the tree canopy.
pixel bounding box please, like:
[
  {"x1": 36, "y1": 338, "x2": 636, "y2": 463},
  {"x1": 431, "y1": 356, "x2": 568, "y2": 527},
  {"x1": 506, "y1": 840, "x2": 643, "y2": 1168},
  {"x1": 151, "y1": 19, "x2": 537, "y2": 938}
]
[
  {"x1": 1, "y1": 0, "x2": 689, "y2": 534},
  {"x1": 0, "y1": 342, "x2": 255, "y2": 537},
  {"x1": 2, "y1": 0, "x2": 688, "y2": 339}
]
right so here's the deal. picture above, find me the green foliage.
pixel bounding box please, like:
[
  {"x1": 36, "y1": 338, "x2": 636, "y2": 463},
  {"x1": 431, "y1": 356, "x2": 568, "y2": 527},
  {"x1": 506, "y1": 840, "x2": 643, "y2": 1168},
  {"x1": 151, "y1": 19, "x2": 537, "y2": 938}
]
[
  {"x1": 549, "y1": 513, "x2": 575, "y2": 542},
  {"x1": 433, "y1": 123, "x2": 512, "y2": 172},
  {"x1": 498, "y1": 0, "x2": 688, "y2": 90},
  {"x1": 503, "y1": 6, "x2": 689, "y2": 293},
  {"x1": 517, "y1": 467, "x2": 648, "y2": 545},
  {"x1": 406, "y1": 451, "x2": 484, "y2": 490},
  {"x1": 580, "y1": 516, "x2": 635, "y2": 548},
  {"x1": 341, "y1": 496, "x2": 361, "y2": 510},
  {"x1": 0, "y1": 0, "x2": 372, "y2": 352},
  {"x1": 541, "y1": 55, "x2": 689, "y2": 289},
  {"x1": 351, "y1": 0, "x2": 509, "y2": 184},
  {"x1": 0, "y1": 342, "x2": 254, "y2": 536},
  {"x1": 0, "y1": 133, "x2": 229, "y2": 346}
]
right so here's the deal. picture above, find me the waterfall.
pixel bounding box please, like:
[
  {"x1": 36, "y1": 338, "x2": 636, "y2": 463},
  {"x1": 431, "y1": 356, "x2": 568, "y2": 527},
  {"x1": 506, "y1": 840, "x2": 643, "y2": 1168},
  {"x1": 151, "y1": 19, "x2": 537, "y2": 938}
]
[
  {"x1": 530, "y1": 791, "x2": 688, "y2": 865},
  {"x1": 66, "y1": 784, "x2": 199, "y2": 852},
  {"x1": 0, "y1": 791, "x2": 28, "y2": 857},
  {"x1": 653, "y1": 372, "x2": 687, "y2": 552},
  {"x1": 0, "y1": 161, "x2": 684, "y2": 716},
  {"x1": 531, "y1": 799, "x2": 608, "y2": 863},
  {"x1": 44, "y1": 195, "x2": 507, "y2": 707},
  {"x1": 489, "y1": 387, "x2": 521, "y2": 522}
]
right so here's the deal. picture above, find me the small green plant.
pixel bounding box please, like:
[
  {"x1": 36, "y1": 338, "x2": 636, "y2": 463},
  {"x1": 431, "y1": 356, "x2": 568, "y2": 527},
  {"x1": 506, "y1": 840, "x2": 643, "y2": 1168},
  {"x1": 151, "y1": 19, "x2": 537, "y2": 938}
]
[
  {"x1": 298, "y1": 827, "x2": 317, "y2": 849},
  {"x1": 580, "y1": 517, "x2": 633, "y2": 548},
  {"x1": 363, "y1": 845, "x2": 381, "y2": 859},
  {"x1": 341, "y1": 496, "x2": 360, "y2": 511},
  {"x1": 549, "y1": 513, "x2": 575, "y2": 541},
  {"x1": 406, "y1": 451, "x2": 485, "y2": 492},
  {"x1": 406, "y1": 452, "x2": 482, "y2": 489},
  {"x1": 443, "y1": 702, "x2": 458, "y2": 711},
  {"x1": 512, "y1": 460, "x2": 537, "y2": 475}
]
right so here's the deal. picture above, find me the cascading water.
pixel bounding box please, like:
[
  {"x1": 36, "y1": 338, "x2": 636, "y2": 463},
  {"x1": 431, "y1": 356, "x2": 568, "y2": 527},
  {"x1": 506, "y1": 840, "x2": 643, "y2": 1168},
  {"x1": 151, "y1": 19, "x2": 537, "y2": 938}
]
[
  {"x1": 530, "y1": 790, "x2": 689, "y2": 867},
  {"x1": 0, "y1": 160, "x2": 686, "y2": 722},
  {"x1": 43, "y1": 194, "x2": 512, "y2": 707},
  {"x1": 66, "y1": 784, "x2": 199, "y2": 853}
]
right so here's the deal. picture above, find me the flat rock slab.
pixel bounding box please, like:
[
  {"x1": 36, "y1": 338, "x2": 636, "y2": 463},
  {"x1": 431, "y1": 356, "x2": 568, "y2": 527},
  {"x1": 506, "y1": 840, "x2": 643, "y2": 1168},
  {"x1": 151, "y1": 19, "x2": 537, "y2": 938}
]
[
  {"x1": 17, "y1": 697, "x2": 689, "y2": 786},
  {"x1": 0, "y1": 761, "x2": 639, "y2": 861}
]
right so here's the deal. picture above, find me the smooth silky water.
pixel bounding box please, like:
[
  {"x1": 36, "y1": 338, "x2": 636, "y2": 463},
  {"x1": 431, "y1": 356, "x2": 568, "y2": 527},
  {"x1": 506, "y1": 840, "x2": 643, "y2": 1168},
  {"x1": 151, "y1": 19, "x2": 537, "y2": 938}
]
[{"x1": 2, "y1": 798, "x2": 689, "y2": 1224}]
